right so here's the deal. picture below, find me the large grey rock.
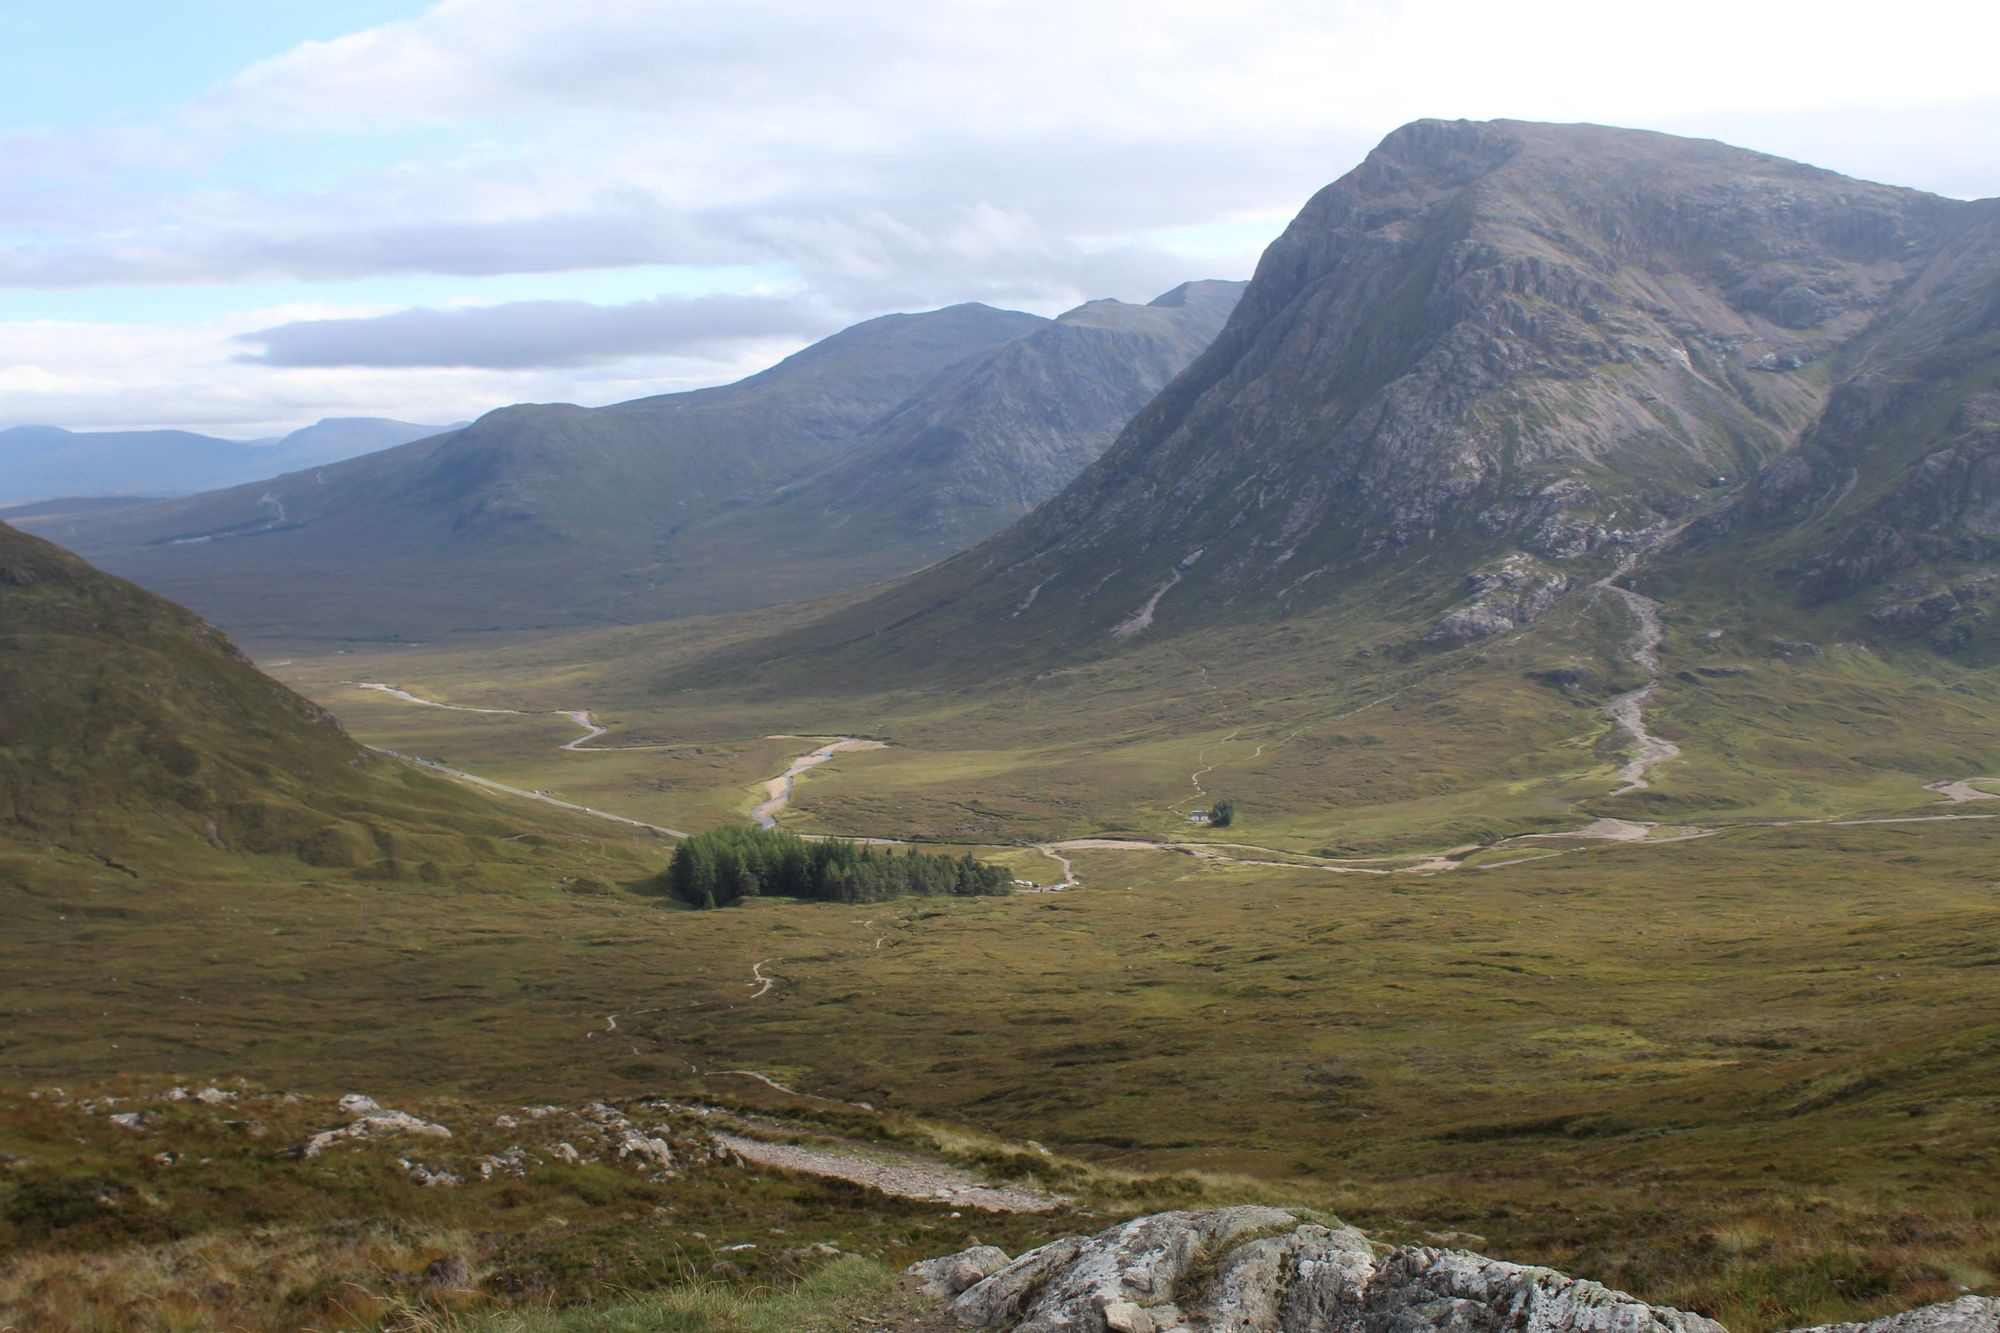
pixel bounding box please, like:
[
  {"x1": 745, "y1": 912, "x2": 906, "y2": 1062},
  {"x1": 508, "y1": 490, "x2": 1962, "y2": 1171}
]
[
  {"x1": 1353, "y1": 1247, "x2": 1724, "y2": 1333},
  {"x1": 909, "y1": 1246, "x2": 1013, "y2": 1301},
  {"x1": 927, "y1": 1208, "x2": 1989, "y2": 1333},
  {"x1": 1425, "y1": 556, "x2": 1570, "y2": 645},
  {"x1": 949, "y1": 1207, "x2": 1303, "y2": 1330}
]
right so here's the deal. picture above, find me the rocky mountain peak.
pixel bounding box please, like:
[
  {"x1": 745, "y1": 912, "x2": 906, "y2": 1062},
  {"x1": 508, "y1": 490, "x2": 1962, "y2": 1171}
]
[{"x1": 807, "y1": 120, "x2": 1985, "y2": 660}]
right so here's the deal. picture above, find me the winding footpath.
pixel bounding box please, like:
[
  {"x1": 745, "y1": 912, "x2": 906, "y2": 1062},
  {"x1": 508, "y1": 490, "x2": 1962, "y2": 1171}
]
[
  {"x1": 752, "y1": 736, "x2": 887, "y2": 828},
  {"x1": 1593, "y1": 578, "x2": 1680, "y2": 794},
  {"x1": 357, "y1": 682, "x2": 611, "y2": 751},
  {"x1": 350, "y1": 678, "x2": 1993, "y2": 895},
  {"x1": 370, "y1": 746, "x2": 687, "y2": 838},
  {"x1": 353, "y1": 681, "x2": 700, "y2": 834}
]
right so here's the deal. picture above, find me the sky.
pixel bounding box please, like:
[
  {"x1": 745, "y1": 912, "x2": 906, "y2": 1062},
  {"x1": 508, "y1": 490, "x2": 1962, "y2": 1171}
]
[{"x1": 3, "y1": 0, "x2": 1998, "y2": 437}]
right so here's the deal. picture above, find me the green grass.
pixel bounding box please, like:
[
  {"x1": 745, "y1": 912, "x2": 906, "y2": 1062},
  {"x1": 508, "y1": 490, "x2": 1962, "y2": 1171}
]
[
  {"x1": 6, "y1": 810, "x2": 1999, "y2": 1329},
  {"x1": 444, "y1": 1256, "x2": 904, "y2": 1332}
]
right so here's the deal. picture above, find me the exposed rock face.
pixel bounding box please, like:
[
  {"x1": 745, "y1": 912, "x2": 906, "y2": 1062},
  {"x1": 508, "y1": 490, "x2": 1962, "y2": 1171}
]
[
  {"x1": 1425, "y1": 555, "x2": 1570, "y2": 644},
  {"x1": 918, "y1": 1209, "x2": 1997, "y2": 1333},
  {"x1": 1681, "y1": 203, "x2": 2000, "y2": 649}
]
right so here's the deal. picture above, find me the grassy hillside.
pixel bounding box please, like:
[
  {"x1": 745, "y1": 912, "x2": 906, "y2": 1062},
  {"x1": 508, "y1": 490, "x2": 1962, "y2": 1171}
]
[{"x1": 0, "y1": 519, "x2": 665, "y2": 893}]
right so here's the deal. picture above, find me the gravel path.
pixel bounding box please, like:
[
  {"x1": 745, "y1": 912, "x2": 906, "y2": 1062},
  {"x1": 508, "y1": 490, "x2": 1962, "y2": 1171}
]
[
  {"x1": 752, "y1": 737, "x2": 887, "y2": 828},
  {"x1": 711, "y1": 1131, "x2": 1067, "y2": 1213}
]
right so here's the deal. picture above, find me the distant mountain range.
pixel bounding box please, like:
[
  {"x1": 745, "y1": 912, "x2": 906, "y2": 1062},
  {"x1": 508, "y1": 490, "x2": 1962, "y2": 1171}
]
[
  {"x1": 28, "y1": 284, "x2": 1241, "y2": 643},
  {"x1": 0, "y1": 417, "x2": 461, "y2": 507}
]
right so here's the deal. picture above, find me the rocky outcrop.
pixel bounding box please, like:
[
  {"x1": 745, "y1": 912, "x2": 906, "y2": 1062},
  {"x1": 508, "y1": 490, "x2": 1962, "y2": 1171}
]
[
  {"x1": 297, "y1": 1107, "x2": 452, "y2": 1158},
  {"x1": 1425, "y1": 555, "x2": 1569, "y2": 644},
  {"x1": 916, "y1": 1209, "x2": 1998, "y2": 1333}
]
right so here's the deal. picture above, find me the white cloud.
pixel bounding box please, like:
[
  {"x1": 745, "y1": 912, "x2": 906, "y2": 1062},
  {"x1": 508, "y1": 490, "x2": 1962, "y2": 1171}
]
[
  {"x1": 237, "y1": 291, "x2": 842, "y2": 368},
  {"x1": 0, "y1": 312, "x2": 795, "y2": 436},
  {"x1": 2, "y1": 0, "x2": 1997, "y2": 430}
]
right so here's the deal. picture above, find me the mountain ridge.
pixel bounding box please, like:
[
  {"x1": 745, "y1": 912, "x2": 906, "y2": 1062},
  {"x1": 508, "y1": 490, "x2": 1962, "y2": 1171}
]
[
  {"x1": 659, "y1": 118, "x2": 1995, "y2": 689},
  {"x1": 29, "y1": 288, "x2": 1241, "y2": 642},
  {"x1": 0, "y1": 417, "x2": 458, "y2": 506}
]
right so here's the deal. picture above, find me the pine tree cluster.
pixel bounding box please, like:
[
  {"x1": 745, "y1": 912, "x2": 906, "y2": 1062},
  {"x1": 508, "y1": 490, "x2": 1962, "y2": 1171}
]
[{"x1": 656, "y1": 824, "x2": 1014, "y2": 908}]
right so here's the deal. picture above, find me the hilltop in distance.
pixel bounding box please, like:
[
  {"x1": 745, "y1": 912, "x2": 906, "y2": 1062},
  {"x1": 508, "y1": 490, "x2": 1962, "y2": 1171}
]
[
  {"x1": 0, "y1": 417, "x2": 458, "y2": 508},
  {"x1": 30, "y1": 283, "x2": 1240, "y2": 644}
]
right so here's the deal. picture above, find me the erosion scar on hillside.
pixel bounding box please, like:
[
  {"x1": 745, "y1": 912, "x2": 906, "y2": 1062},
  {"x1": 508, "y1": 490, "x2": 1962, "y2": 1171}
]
[
  {"x1": 1595, "y1": 580, "x2": 1680, "y2": 795},
  {"x1": 752, "y1": 736, "x2": 887, "y2": 828}
]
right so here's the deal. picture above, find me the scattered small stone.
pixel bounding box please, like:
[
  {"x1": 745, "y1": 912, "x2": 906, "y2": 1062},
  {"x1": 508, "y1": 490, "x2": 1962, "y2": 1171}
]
[
  {"x1": 616, "y1": 1132, "x2": 676, "y2": 1172},
  {"x1": 192, "y1": 1087, "x2": 236, "y2": 1106},
  {"x1": 300, "y1": 1109, "x2": 452, "y2": 1158},
  {"x1": 109, "y1": 1111, "x2": 148, "y2": 1130},
  {"x1": 909, "y1": 1245, "x2": 1012, "y2": 1300},
  {"x1": 399, "y1": 1158, "x2": 461, "y2": 1188},
  {"x1": 1101, "y1": 1299, "x2": 1156, "y2": 1333}
]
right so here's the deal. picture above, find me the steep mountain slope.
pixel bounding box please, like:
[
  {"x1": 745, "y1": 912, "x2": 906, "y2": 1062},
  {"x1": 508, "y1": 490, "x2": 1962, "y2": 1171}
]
[
  {"x1": 1665, "y1": 200, "x2": 2000, "y2": 656},
  {"x1": 790, "y1": 280, "x2": 1245, "y2": 548},
  {"x1": 31, "y1": 304, "x2": 1046, "y2": 643},
  {"x1": 0, "y1": 521, "x2": 647, "y2": 885},
  {"x1": 606, "y1": 280, "x2": 1244, "y2": 604},
  {"x1": 684, "y1": 120, "x2": 1980, "y2": 685},
  {"x1": 0, "y1": 418, "x2": 452, "y2": 504}
]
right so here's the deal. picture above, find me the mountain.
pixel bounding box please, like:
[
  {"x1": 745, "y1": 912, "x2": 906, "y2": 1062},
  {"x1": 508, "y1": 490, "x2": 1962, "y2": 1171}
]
[
  {"x1": 0, "y1": 426, "x2": 274, "y2": 504},
  {"x1": 787, "y1": 280, "x2": 1245, "y2": 549},
  {"x1": 0, "y1": 519, "x2": 630, "y2": 883},
  {"x1": 682, "y1": 120, "x2": 1995, "y2": 685},
  {"x1": 254, "y1": 416, "x2": 466, "y2": 475},
  {"x1": 1668, "y1": 198, "x2": 2000, "y2": 652},
  {"x1": 579, "y1": 280, "x2": 1244, "y2": 610},
  {"x1": 0, "y1": 418, "x2": 454, "y2": 505},
  {"x1": 26, "y1": 292, "x2": 1242, "y2": 643}
]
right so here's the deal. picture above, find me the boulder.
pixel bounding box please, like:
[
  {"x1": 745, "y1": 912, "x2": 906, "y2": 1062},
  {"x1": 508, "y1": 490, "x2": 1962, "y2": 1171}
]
[
  {"x1": 615, "y1": 1132, "x2": 675, "y2": 1171},
  {"x1": 299, "y1": 1108, "x2": 451, "y2": 1158},
  {"x1": 922, "y1": 1209, "x2": 1993, "y2": 1333},
  {"x1": 951, "y1": 1207, "x2": 1302, "y2": 1330},
  {"x1": 910, "y1": 1245, "x2": 1013, "y2": 1300}
]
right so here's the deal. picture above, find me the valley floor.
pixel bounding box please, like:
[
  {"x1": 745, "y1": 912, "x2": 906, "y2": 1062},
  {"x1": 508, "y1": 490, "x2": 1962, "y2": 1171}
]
[{"x1": 8, "y1": 595, "x2": 2000, "y2": 1331}]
